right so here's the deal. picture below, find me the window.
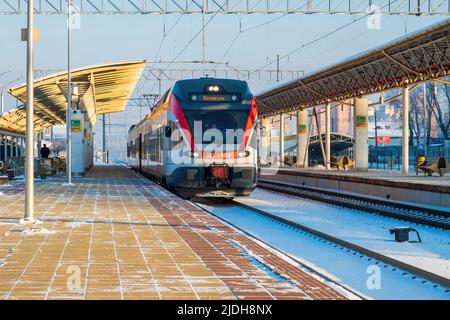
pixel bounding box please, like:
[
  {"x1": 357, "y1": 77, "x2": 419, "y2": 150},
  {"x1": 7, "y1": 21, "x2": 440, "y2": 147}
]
[{"x1": 183, "y1": 109, "x2": 250, "y2": 144}]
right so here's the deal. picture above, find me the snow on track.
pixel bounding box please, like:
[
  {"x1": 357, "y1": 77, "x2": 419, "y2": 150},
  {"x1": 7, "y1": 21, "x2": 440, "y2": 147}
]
[
  {"x1": 238, "y1": 189, "x2": 450, "y2": 282},
  {"x1": 203, "y1": 192, "x2": 450, "y2": 299}
]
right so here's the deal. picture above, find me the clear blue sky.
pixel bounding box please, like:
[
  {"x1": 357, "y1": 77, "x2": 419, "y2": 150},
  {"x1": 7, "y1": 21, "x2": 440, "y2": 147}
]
[{"x1": 0, "y1": 12, "x2": 445, "y2": 110}]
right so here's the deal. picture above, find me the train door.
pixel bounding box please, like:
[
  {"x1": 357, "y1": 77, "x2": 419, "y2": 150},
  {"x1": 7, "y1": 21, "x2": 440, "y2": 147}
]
[
  {"x1": 162, "y1": 125, "x2": 171, "y2": 182},
  {"x1": 139, "y1": 133, "x2": 142, "y2": 173},
  {"x1": 156, "y1": 127, "x2": 163, "y2": 176}
]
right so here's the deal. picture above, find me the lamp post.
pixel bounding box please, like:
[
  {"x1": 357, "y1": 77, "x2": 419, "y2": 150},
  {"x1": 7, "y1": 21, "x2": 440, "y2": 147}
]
[
  {"x1": 66, "y1": 0, "x2": 73, "y2": 184},
  {"x1": 24, "y1": 0, "x2": 35, "y2": 221}
]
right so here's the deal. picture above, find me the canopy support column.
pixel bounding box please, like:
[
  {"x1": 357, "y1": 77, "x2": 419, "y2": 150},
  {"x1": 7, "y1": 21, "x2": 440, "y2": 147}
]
[
  {"x1": 102, "y1": 113, "x2": 107, "y2": 163},
  {"x1": 260, "y1": 117, "x2": 270, "y2": 165},
  {"x1": 2, "y1": 135, "x2": 6, "y2": 163},
  {"x1": 402, "y1": 86, "x2": 410, "y2": 174},
  {"x1": 325, "y1": 103, "x2": 331, "y2": 170},
  {"x1": 279, "y1": 113, "x2": 285, "y2": 167},
  {"x1": 354, "y1": 97, "x2": 369, "y2": 171},
  {"x1": 14, "y1": 137, "x2": 18, "y2": 157},
  {"x1": 296, "y1": 109, "x2": 308, "y2": 167}
]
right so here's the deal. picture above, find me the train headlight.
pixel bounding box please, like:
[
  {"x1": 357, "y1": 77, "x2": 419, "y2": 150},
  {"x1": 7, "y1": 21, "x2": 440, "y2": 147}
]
[
  {"x1": 191, "y1": 95, "x2": 198, "y2": 101},
  {"x1": 238, "y1": 151, "x2": 250, "y2": 158},
  {"x1": 231, "y1": 95, "x2": 238, "y2": 101},
  {"x1": 207, "y1": 85, "x2": 220, "y2": 92},
  {"x1": 184, "y1": 150, "x2": 200, "y2": 158}
]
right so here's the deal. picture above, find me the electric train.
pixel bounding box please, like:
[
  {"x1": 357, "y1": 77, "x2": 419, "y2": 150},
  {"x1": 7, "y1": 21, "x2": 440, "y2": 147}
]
[{"x1": 127, "y1": 78, "x2": 258, "y2": 198}]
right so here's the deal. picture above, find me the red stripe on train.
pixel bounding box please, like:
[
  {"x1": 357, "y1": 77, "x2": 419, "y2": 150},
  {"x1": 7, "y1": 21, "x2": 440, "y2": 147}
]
[
  {"x1": 240, "y1": 97, "x2": 258, "y2": 150},
  {"x1": 170, "y1": 94, "x2": 195, "y2": 151}
]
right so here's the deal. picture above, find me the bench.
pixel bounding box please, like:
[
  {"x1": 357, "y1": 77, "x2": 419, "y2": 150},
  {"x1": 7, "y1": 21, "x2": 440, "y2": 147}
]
[
  {"x1": 37, "y1": 161, "x2": 53, "y2": 179},
  {"x1": 336, "y1": 156, "x2": 353, "y2": 171},
  {"x1": 417, "y1": 156, "x2": 450, "y2": 177}
]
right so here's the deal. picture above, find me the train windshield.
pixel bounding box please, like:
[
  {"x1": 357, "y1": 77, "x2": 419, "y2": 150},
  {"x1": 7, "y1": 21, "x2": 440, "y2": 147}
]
[{"x1": 184, "y1": 109, "x2": 249, "y2": 145}]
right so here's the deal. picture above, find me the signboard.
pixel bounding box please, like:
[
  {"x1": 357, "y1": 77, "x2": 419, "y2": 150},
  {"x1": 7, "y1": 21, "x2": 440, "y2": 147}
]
[
  {"x1": 71, "y1": 119, "x2": 82, "y2": 133},
  {"x1": 298, "y1": 124, "x2": 307, "y2": 134},
  {"x1": 356, "y1": 116, "x2": 367, "y2": 128},
  {"x1": 189, "y1": 93, "x2": 241, "y2": 103},
  {"x1": 376, "y1": 136, "x2": 391, "y2": 145}
]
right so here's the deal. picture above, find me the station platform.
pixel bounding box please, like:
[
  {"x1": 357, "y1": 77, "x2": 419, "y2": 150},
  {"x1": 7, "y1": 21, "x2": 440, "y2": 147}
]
[
  {"x1": 259, "y1": 167, "x2": 450, "y2": 210},
  {"x1": 0, "y1": 166, "x2": 346, "y2": 300}
]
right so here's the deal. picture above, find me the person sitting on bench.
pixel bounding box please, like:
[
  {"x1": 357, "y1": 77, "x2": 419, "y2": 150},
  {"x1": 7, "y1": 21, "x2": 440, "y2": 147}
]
[
  {"x1": 336, "y1": 155, "x2": 353, "y2": 171},
  {"x1": 418, "y1": 156, "x2": 450, "y2": 177}
]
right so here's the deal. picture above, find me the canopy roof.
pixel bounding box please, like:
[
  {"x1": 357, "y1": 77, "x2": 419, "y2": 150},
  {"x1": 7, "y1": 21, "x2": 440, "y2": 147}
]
[
  {"x1": 256, "y1": 19, "x2": 450, "y2": 117},
  {"x1": 0, "y1": 60, "x2": 145, "y2": 135}
]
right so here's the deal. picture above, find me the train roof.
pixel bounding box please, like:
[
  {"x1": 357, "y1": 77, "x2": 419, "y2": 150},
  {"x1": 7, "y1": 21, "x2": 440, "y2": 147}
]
[{"x1": 174, "y1": 77, "x2": 248, "y2": 85}]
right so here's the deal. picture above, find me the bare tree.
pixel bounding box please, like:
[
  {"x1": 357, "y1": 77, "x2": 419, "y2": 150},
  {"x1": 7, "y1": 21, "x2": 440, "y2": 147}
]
[
  {"x1": 409, "y1": 87, "x2": 424, "y2": 146},
  {"x1": 427, "y1": 81, "x2": 450, "y2": 140}
]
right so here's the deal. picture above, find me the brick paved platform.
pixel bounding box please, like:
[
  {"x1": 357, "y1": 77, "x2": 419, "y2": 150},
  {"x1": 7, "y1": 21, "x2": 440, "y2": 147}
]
[{"x1": 0, "y1": 166, "x2": 346, "y2": 300}]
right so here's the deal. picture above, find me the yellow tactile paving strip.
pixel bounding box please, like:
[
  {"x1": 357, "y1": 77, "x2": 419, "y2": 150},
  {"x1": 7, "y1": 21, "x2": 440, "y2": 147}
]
[{"x1": 0, "y1": 166, "x2": 346, "y2": 300}]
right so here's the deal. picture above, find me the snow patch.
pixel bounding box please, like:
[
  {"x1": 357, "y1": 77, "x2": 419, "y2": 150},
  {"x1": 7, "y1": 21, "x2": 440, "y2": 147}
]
[
  {"x1": 19, "y1": 218, "x2": 43, "y2": 225},
  {"x1": 64, "y1": 221, "x2": 89, "y2": 228},
  {"x1": 229, "y1": 240, "x2": 296, "y2": 286},
  {"x1": 20, "y1": 227, "x2": 57, "y2": 235}
]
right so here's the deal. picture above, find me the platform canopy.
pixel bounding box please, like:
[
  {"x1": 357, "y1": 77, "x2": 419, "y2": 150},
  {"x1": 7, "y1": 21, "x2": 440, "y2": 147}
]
[
  {"x1": 0, "y1": 60, "x2": 145, "y2": 135},
  {"x1": 256, "y1": 18, "x2": 450, "y2": 117}
]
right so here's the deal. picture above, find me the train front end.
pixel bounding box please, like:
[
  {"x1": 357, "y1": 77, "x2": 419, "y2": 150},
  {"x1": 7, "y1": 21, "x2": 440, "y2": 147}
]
[{"x1": 165, "y1": 78, "x2": 257, "y2": 199}]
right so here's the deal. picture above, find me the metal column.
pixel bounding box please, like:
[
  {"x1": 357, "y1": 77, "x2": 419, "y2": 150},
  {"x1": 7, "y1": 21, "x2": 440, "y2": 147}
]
[
  {"x1": 260, "y1": 117, "x2": 270, "y2": 165},
  {"x1": 24, "y1": 0, "x2": 35, "y2": 220},
  {"x1": 325, "y1": 103, "x2": 331, "y2": 170},
  {"x1": 102, "y1": 113, "x2": 107, "y2": 163},
  {"x1": 66, "y1": 0, "x2": 72, "y2": 184},
  {"x1": 279, "y1": 113, "x2": 284, "y2": 167},
  {"x1": 3, "y1": 135, "x2": 6, "y2": 164},
  {"x1": 296, "y1": 109, "x2": 308, "y2": 167},
  {"x1": 14, "y1": 137, "x2": 18, "y2": 157},
  {"x1": 0, "y1": 90, "x2": 4, "y2": 115},
  {"x1": 402, "y1": 86, "x2": 410, "y2": 174}
]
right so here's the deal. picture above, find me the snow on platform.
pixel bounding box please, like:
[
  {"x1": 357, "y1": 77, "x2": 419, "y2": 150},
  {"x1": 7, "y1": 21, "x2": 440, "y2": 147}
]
[{"x1": 0, "y1": 166, "x2": 346, "y2": 300}]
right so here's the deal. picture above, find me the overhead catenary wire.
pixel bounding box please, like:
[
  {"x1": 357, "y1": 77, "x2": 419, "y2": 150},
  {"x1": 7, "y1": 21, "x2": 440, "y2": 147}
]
[
  {"x1": 218, "y1": 0, "x2": 311, "y2": 67},
  {"x1": 162, "y1": 1, "x2": 226, "y2": 72},
  {"x1": 250, "y1": 0, "x2": 402, "y2": 74}
]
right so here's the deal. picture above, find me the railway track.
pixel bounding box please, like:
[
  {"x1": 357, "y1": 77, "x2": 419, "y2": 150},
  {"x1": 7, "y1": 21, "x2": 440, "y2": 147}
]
[
  {"x1": 196, "y1": 199, "x2": 450, "y2": 294},
  {"x1": 194, "y1": 201, "x2": 366, "y2": 300},
  {"x1": 258, "y1": 179, "x2": 450, "y2": 231}
]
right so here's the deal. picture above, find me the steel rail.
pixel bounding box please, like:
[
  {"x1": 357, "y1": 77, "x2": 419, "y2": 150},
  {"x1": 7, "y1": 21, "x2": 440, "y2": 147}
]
[{"x1": 258, "y1": 179, "x2": 450, "y2": 230}]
